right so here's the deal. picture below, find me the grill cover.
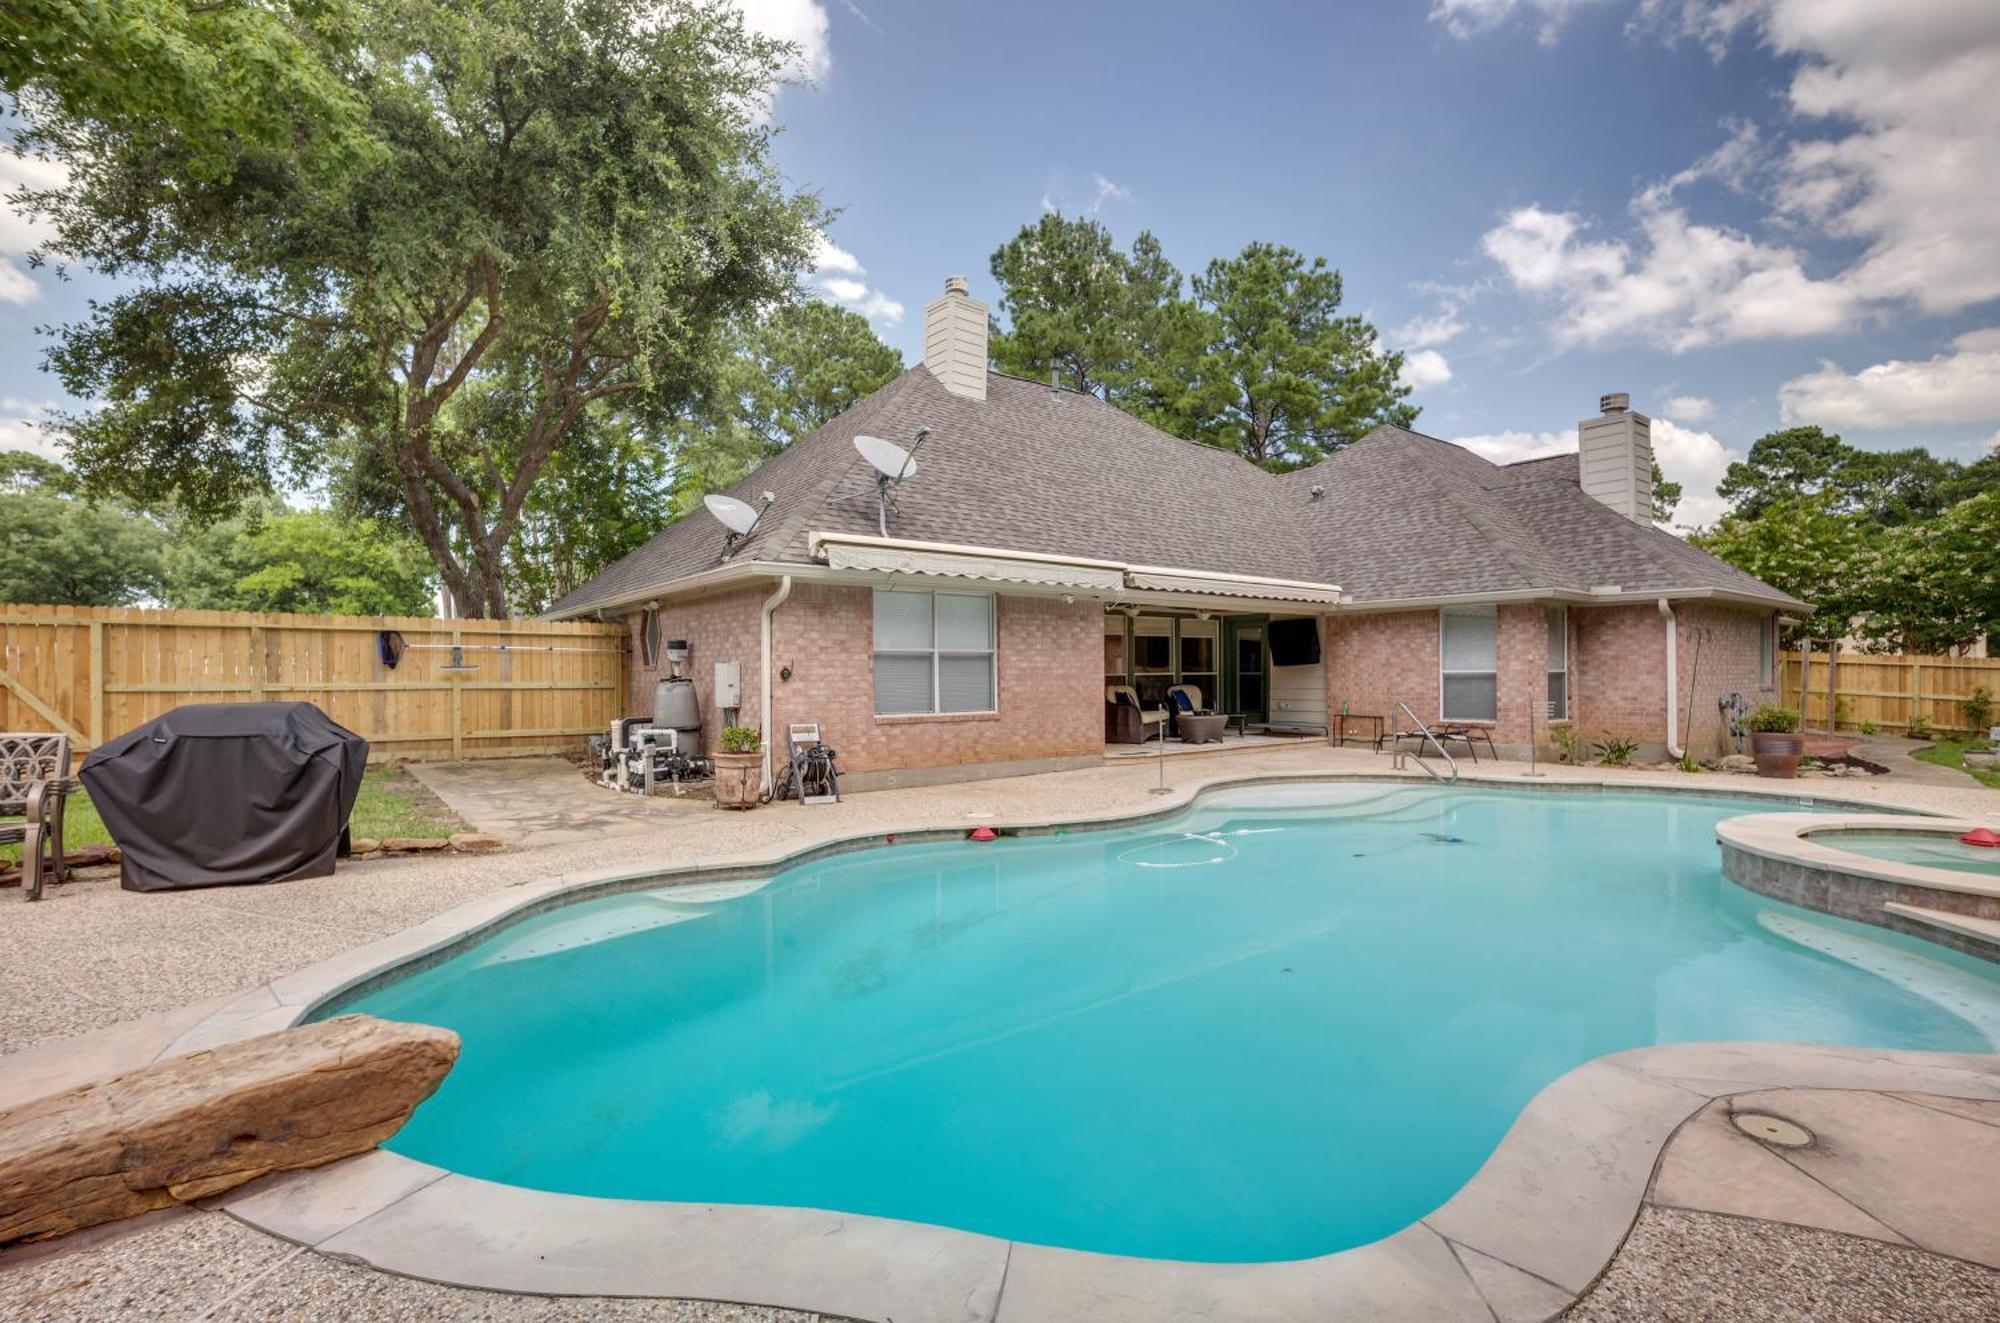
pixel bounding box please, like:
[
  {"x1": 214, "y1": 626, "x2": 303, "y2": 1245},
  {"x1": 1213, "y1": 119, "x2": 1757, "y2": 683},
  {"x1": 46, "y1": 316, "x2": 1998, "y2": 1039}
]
[{"x1": 81, "y1": 702, "x2": 369, "y2": 892}]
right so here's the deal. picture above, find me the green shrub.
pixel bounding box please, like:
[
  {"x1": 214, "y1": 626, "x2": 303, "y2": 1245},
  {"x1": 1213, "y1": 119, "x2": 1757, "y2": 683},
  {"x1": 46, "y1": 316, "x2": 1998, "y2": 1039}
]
[
  {"x1": 1906, "y1": 712, "x2": 1934, "y2": 740},
  {"x1": 1748, "y1": 705, "x2": 1800, "y2": 734},
  {"x1": 1593, "y1": 735, "x2": 1639, "y2": 767},
  {"x1": 1964, "y1": 686, "x2": 1994, "y2": 735},
  {"x1": 1550, "y1": 723, "x2": 1581, "y2": 765},
  {"x1": 720, "y1": 724, "x2": 761, "y2": 754},
  {"x1": 1858, "y1": 720, "x2": 1877, "y2": 736}
]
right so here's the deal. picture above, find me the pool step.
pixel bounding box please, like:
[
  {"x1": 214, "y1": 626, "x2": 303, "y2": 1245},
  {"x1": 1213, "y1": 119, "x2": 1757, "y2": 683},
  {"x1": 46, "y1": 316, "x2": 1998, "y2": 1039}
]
[{"x1": 1882, "y1": 902, "x2": 2000, "y2": 948}]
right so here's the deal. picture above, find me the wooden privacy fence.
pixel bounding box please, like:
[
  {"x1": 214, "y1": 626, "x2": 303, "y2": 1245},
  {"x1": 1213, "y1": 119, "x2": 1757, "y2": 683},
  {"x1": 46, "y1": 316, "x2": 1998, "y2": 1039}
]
[
  {"x1": 0, "y1": 604, "x2": 629, "y2": 762},
  {"x1": 1781, "y1": 649, "x2": 2000, "y2": 736}
]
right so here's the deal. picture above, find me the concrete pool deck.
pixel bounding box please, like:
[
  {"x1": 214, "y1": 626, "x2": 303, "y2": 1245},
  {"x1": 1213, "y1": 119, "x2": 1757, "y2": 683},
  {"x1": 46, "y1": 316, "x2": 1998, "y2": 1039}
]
[{"x1": 3, "y1": 743, "x2": 1998, "y2": 1319}]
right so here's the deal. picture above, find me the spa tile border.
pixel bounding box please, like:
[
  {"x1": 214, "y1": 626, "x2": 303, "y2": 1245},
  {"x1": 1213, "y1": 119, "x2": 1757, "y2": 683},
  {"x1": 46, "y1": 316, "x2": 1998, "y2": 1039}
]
[{"x1": 1719, "y1": 813, "x2": 2000, "y2": 963}]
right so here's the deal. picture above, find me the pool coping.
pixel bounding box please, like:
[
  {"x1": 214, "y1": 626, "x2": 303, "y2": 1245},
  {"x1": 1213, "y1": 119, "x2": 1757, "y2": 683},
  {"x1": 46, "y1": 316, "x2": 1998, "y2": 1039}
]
[{"x1": 167, "y1": 773, "x2": 1996, "y2": 1322}]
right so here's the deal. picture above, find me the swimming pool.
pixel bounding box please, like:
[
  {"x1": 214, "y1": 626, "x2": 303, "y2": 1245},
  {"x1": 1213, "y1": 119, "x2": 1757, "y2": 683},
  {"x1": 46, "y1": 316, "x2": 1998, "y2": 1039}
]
[{"x1": 328, "y1": 782, "x2": 2000, "y2": 1263}]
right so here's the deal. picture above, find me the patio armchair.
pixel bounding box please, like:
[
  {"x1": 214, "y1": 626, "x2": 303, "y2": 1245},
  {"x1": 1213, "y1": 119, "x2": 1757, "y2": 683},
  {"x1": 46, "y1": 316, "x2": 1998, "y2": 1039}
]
[
  {"x1": 1105, "y1": 685, "x2": 1166, "y2": 745},
  {"x1": 2, "y1": 732, "x2": 71, "y2": 902}
]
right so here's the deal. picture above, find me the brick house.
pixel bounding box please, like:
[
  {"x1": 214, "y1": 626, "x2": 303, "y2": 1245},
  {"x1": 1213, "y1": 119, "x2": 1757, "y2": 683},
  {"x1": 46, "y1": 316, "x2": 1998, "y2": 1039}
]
[{"x1": 548, "y1": 277, "x2": 1802, "y2": 791}]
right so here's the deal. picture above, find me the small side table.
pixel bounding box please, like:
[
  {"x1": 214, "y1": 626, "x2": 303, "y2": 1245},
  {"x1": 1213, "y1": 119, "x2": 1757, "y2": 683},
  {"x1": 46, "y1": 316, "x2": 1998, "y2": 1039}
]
[{"x1": 1333, "y1": 713, "x2": 1385, "y2": 749}]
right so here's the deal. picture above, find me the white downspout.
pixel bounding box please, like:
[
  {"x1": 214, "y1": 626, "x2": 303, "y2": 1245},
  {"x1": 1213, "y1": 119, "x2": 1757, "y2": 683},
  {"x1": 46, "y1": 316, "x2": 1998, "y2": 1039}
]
[
  {"x1": 1657, "y1": 598, "x2": 1684, "y2": 758},
  {"x1": 760, "y1": 574, "x2": 793, "y2": 796}
]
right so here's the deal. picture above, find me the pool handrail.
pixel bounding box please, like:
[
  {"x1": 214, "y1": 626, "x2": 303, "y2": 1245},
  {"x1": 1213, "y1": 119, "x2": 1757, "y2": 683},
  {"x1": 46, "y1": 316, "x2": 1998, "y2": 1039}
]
[{"x1": 1392, "y1": 702, "x2": 1461, "y2": 784}]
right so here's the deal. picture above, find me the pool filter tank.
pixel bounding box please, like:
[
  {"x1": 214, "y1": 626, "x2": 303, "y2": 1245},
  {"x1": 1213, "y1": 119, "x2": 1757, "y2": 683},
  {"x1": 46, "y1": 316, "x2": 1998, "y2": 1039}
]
[{"x1": 653, "y1": 676, "x2": 702, "y2": 758}]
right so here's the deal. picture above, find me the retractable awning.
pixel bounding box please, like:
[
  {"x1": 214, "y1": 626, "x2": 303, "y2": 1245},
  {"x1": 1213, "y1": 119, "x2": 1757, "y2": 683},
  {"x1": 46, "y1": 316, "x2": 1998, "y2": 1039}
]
[
  {"x1": 810, "y1": 532, "x2": 1341, "y2": 604},
  {"x1": 818, "y1": 539, "x2": 1126, "y2": 591},
  {"x1": 1124, "y1": 569, "x2": 1344, "y2": 605}
]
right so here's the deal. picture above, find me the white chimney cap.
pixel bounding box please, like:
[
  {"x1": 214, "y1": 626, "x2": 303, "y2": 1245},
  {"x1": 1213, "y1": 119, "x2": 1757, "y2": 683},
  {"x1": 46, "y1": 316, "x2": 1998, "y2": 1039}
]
[
  {"x1": 944, "y1": 274, "x2": 970, "y2": 296},
  {"x1": 1600, "y1": 392, "x2": 1630, "y2": 414}
]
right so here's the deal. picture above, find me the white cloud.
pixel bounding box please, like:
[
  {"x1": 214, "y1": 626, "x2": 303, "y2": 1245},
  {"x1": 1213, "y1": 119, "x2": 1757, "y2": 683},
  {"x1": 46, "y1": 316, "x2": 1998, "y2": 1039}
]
[
  {"x1": 0, "y1": 148, "x2": 67, "y2": 305},
  {"x1": 0, "y1": 397, "x2": 62, "y2": 460},
  {"x1": 1450, "y1": 415, "x2": 1739, "y2": 530},
  {"x1": 1478, "y1": 4, "x2": 2000, "y2": 350},
  {"x1": 1450, "y1": 428, "x2": 1571, "y2": 465},
  {"x1": 1664, "y1": 394, "x2": 1714, "y2": 421},
  {"x1": 805, "y1": 234, "x2": 903, "y2": 325},
  {"x1": 1088, "y1": 173, "x2": 1129, "y2": 213},
  {"x1": 1431, "y1": 0, "x2": 1606, "y2": 46},
  {"x1": 732, "y1": 0, "x2": 832, "y2": 82},
  {"x1": 810, "y1": 234, "x2": 863, "y2": 276},
  {"x1": 1649, "y1": 417, "x2": 1738, "y2": 528},
  {"x1": 1399, "y1": 349, "x2": 1454, "y2": 391},
  {"x1": 1778, "y1": 328, "x2": 2000, "y2": 430},
  {"x1": 1392, "y1": 305, "x2": 1466, "y2": 350}
]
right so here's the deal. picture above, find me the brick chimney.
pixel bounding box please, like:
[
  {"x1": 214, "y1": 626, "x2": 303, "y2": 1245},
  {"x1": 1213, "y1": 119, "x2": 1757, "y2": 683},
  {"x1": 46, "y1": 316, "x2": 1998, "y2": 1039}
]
[
  {"x1": 1578, "y1": 392, "x2": 1654, "y2": 523},
  {"x1": 923, "y1": 275, "x2": 987, "y2": 402}
]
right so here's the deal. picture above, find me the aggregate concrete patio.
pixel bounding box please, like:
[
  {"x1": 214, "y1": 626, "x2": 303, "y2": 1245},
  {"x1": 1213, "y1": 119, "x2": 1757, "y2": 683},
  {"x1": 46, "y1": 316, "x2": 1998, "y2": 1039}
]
[{"x1": 3, "y1": 742, "x2": 1997, "y2": 1320}]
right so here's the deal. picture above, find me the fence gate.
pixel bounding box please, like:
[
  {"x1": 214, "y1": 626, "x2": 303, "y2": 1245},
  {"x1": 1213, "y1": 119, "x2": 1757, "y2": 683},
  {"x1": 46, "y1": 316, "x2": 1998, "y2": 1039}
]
[{"x1": 0, "y1": 604, "x2": 629, "y2": 762}]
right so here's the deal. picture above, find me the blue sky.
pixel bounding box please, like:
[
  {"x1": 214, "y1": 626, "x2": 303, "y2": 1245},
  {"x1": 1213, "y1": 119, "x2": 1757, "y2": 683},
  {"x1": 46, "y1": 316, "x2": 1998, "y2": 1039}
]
[{"x1": 5, "y1": 0, "x2": 1997, "y2": 527}]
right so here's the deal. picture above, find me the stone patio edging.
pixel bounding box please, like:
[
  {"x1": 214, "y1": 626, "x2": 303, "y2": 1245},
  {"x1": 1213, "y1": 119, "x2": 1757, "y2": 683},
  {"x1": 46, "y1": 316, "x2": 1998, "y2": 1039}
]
[{"x1": 151, "y1": 773, "x2": 1984, "y2": 1322}]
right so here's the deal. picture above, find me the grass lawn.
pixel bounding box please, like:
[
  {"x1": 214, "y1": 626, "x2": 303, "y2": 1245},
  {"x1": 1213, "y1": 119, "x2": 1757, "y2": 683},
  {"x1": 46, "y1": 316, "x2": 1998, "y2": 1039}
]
[
  {"x1": 1913, "y1": 740, "x2": 2000, "y2": 790},
  {"x1": 4, "y1": 765, "x2": 465, "y2": 863}
]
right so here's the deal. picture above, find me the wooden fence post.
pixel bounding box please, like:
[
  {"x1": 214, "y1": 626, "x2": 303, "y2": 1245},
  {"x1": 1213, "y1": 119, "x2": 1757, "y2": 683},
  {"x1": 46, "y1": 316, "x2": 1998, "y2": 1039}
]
[{"x1": 89, "y1": 619, "x2": 105, "y2": 748}]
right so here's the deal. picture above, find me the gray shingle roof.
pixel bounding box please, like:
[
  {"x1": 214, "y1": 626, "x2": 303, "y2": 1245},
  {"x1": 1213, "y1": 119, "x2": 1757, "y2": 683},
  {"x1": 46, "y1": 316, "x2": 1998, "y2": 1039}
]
[{"x1": 548, "y1": 370, "x2": 1801, "y2": 615}]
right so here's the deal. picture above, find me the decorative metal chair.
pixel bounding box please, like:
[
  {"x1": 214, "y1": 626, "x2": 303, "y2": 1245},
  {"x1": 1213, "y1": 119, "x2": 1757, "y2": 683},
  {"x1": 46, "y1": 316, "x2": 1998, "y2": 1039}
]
[{"x1": 2, "y1": 733, "x2": 71, "y2": 901}]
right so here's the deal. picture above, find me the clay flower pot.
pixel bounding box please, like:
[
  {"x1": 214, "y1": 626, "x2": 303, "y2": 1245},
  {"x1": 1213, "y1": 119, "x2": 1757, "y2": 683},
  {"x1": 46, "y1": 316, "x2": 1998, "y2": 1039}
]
[
  {"x1": 1750, "y1": 731, "x2": 1805, "y2": 779},
  {"x1": 711, "y1": 750, "x2": 762, "y2": 810}
]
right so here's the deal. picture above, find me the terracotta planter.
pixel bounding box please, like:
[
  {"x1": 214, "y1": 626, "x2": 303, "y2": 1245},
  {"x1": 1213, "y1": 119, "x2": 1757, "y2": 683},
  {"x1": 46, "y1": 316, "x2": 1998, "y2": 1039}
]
[
  {"x1": 711, "y1": 750, "x2": 762, "y2": 810},
  {"x1": 1750, "y1": 731, "x2": 1804, "y2": 779}
]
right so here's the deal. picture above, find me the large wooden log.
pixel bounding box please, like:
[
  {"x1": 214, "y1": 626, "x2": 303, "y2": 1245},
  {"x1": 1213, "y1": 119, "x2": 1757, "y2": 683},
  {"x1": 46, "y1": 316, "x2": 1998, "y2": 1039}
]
[{"x1": 0, "y1": 1014, "x2": 458, "y2": 1245}]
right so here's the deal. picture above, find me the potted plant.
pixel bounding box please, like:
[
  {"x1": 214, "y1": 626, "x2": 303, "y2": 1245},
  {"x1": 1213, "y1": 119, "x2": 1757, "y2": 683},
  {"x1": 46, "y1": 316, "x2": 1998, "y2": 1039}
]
[
  {"x1": 712, "y1": 725, "x2": 763, "y2": 810},
  {"x1": 1747, "y1": 705, "x2": 1804, "y2": 778}
]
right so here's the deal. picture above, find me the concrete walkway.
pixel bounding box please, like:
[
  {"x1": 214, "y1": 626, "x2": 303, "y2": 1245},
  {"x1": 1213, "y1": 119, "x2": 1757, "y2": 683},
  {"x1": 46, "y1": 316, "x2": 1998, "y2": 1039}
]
[{"x1": 1848, "y1": 734, "x2": 1991, "y2": 789}]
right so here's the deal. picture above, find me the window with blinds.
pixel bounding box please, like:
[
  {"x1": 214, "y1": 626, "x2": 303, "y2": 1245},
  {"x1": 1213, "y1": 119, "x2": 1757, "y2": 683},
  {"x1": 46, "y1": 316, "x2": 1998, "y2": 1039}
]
[
  {"x1": 873, "y1": 589, "x2": 997, "y2": 715},
  {"x1": 1440, "y1": 606, "x2": 1499, "y2": 722}
]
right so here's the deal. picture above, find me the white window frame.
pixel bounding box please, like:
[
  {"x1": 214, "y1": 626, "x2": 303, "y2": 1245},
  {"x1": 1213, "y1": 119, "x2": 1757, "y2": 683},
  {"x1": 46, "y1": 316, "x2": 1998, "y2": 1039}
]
[
  {"x1": 1439, "y1": 606, "x2": 1499, "y2": 723},
  {"x1": 872, "y1": 588, "x2": 998, "y2": 716},
  {"x1": 1546, "y1": 605, "x2": 1569, "y2": 721}
]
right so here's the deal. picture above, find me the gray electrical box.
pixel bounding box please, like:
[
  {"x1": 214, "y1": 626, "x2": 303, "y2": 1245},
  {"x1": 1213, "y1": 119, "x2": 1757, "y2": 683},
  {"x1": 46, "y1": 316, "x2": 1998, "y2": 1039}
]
[{"x1": 713, "y1": 660, "x2": 742, "y2": 709}]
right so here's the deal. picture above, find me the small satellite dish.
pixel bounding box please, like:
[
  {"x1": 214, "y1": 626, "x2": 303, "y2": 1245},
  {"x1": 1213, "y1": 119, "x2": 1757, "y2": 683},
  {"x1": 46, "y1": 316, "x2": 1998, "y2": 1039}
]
[
  {"x1": 703, "y1": 494, "x2": 762, "y2": 535},
  {"x1": 855, "y1": 433, "x2": 918, "y2": 482},
  {"x1": 855, "y1": 428, "x2": 931, "y2": 536}
]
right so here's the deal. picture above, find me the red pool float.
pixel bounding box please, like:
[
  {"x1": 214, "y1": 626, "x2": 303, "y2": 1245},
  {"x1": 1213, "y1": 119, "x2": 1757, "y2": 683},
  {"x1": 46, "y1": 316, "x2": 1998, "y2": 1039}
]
[
  {"x1": 1961, "y1": 827, "x2": 2000, "y2": 848},
  {"x1": 969, "y1": 826, "x2": 998, "y2": 842}
]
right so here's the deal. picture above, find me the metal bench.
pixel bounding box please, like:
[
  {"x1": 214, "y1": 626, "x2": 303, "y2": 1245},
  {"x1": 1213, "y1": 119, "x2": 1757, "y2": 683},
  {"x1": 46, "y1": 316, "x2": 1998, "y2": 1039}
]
[{"x1": 2, "y1": 733, "x2": 72, "y2": 901}]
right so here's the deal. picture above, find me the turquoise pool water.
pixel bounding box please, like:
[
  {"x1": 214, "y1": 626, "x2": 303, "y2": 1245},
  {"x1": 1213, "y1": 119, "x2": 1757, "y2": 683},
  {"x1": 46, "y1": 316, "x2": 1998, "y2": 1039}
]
[
  {"x1": 330, "y1": 783, "x2": 2000, "y2": 1262},
  {"x1": 1816, "y1": 829, "x2": 2000, "y2": 878}
]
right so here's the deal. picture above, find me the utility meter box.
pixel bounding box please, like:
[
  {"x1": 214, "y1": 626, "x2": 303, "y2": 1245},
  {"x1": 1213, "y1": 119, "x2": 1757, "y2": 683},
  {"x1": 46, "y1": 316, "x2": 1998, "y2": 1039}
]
[{"x1": 713, "y1": 660, "x2": 742, "y2": 709}]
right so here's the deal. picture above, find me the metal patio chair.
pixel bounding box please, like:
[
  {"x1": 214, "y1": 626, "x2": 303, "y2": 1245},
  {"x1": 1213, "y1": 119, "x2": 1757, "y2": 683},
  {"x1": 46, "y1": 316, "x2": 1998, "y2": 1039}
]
[{"x1": 2, "y1": 732, "x2": 71, "y2": 901}]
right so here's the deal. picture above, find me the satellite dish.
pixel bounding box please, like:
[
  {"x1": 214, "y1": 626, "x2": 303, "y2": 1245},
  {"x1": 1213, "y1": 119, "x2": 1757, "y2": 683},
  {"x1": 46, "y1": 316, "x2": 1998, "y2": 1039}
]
[
  {"x1": 854, "y1": 434, "x2": 918, "y2": 482},
  {"x1": 703, "y1": 494, "x2": 761, "y2": 536},
  {"x1": 855, "y1": 427, "x2": 931, "y2": 536}
]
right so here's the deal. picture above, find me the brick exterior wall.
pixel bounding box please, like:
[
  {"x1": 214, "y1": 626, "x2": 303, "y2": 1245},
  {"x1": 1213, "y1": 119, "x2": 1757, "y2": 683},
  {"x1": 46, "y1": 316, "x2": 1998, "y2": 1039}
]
[
  {"x1": 626, "y1": 585, "x2": 768, "y2": 754},
  {"x1": 627, "y1": 580, "x2": 1103, "y2": 781},
  {"x1": 1324, "y1": 610, "x2": 1442, "y2": 733},
  {"x1": 1568, "y1": 602, "x2": 1776, "y2": 756},
  {"x1": 627, "y1": 584, "x2": 1777, "y2": 773},
  {"x1": 1572, "y1": 604, "x2": 1664, "y2": 746},
  {"x1": 1676, "y1": 602, "x2": 1779, "y2": 757}
]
